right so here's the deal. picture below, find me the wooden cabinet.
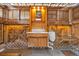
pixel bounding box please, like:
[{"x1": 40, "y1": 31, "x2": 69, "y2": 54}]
[{"x1": 27, "y1": 33, "x2": 48, "y2": 48}]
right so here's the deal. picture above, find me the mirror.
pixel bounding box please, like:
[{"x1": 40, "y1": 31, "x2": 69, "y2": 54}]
[{"x1": 36, "y1": 11, "x2": 41, "y2": 21}]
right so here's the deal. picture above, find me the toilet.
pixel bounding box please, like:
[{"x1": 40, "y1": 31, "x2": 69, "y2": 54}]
[{"x1": 48, "y1": 31, "x2": 56, "y2": 50}]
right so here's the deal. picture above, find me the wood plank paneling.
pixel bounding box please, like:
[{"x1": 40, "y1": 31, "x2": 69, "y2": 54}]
[
  {"x1": 30, "y1": 6, "x2": 47, "y2": 31},
  {"x1": 47, "y1": 8, "x2": 69, "y2": 25},
  {"x1": 27, "y1": 33, "x2": 48, "y2": 48},
  {"x1": 72, "y1": 7, "x2": 79, "y2": 24},
  {"x1": 4, "y1": 25, "x2": 29, "y2": 43},
  {"x1": 0, "y1": 24, "x2": 4, "y2": 44}
]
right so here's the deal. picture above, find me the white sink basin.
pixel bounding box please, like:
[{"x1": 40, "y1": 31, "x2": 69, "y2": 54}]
[{"x1": 27, "y1": 29, "x2": 48, "y2": 33}]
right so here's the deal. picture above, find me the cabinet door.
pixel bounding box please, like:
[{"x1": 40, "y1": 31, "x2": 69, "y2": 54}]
[{"x1": 0, "y1": 24, "x2": 3, "y2": 44}]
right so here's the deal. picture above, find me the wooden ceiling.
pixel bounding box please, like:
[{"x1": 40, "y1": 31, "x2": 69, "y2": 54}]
[
  {"x1": 8, "y1": 3, "x2": 78, "y2": 7},
  {"x1": 0, "y1": 3, "x2": 78, "y2": 9}
]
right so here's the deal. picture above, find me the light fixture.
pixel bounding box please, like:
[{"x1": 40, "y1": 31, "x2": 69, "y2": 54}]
[
  {"x1": 37, "y1": 6, "x2": 40, "y2": 11},
  {"x1": 33, "y1": 6, "x2": 36, "y2": 11},
  {"x1": 33, "y1": 6, "x2": 35, "y2": 9},
  {"x1": 41, "y1": 7, "x2": 44, "y2": 9}
]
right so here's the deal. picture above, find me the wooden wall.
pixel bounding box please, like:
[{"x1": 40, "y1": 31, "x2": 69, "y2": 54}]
[
  {"x1": 30, "y1": 6, "x2": 47, "y2": 31},
  {"x1": 72, "y1": 24, "x2": 79, "y2": 38},
  {"x1": 71, "y1": 6, "x2": 79, "y2": 46},
  {"x1": 49, "y1": 25, "x2": 71, "y2": 38},
  {"x1": 4, "y1": 25, "x2": 29, "y2": 43},
  {"x1": 71, "y1": 24, "x2": 79, "y2": 46},
  {"x1": 47, "y1": 7, "x2": 72, "y2": 48},
  {"x1": 72, "y1": 7, "x2": 79, "y2": 24},
  {"x1": 49, "y1": 25, "x2": 72, "y2": 48},
  {"x1": 47, "y1": 7, "x2": 69, "y2": 25},
  {"x1": 0, "y1": 5, "x2": 79, "y2": 47},
  {"x1": 0, "y1": 24, "x2": 4, "y2": 44}
]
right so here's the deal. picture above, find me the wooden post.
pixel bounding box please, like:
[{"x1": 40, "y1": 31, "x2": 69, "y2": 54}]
[
  {"x1": 69, "y1": 8, "x2": 72, "y2": 24},
  {"x1": 57, "y1": 9, "x2": 59, "y2": 24}
]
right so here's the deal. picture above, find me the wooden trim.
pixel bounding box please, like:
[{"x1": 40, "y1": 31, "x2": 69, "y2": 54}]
[
  {"x1": 18, "y1": 4, "x2": 20, "y2": 20},
  {"x1": 29, "y1": 6, "x2": 32, "y2": 31},
  {"x1": 0, "y1": 24, "x2": 4, "y2": 44}
]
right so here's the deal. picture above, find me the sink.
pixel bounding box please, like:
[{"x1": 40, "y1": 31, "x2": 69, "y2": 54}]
[{"x1": 27, "y1": 29, "x2": 48, "y2": 33}]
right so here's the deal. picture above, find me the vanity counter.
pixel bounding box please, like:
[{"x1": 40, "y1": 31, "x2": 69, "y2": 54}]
[
  {"x1": 27, "y1": 32, "x2": 48, "y2": 33},
  {"x1": 27, "y1": 32, "x2": 48, "y2": 48}
]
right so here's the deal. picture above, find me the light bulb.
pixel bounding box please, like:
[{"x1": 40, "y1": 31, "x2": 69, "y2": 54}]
[
  {"x1": 37, "y1": 6, "x2": 40, "y2": 11},
  {"x1": 33, "y1": 7, "x2": 35, "y2": 9}
]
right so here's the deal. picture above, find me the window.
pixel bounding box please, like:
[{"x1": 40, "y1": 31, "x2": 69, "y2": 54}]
[
  {"x1": 13, "y1": 10, "x2": 19, "y2": 20},
  {"x1": 59, "y1": 10, "x2": 68, "y2": 19},
  {"x1": 9, "y1": 10, "x2": 13, "y2": 19},
  {"x1": 21, "y1": 10, "x2": 29, "y2": 22},
  {"x1": 48, "y1": 10, "x2": 57, "y2": 19},
  {"x1": 0, "y1": 9, "x2": 2, "y2": 17},
  {"x1": 9, "y1": 9, "x2": 19, "y2": 20},
  {"x1": 59, "y1": 11, "x2": 64, "y2": 19},
  {"x1": 9, "y1": 9, "x2": 30, "y2": 23}
]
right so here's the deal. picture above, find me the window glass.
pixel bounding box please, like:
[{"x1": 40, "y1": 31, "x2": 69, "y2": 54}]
[
  {"x1": 9, "y1": 10, "x2": 19, "y2": 20},
  {"x1": 21, "y1": 11, "x2": 29, "y2": 20},
  {"x1": 0, "y1": 9, "x2": 2, "y2": 17},
  {"x1": 13, "y1": 10, "x2": 19, "y2": 20}
]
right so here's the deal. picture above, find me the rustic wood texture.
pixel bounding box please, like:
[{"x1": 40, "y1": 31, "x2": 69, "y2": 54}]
[
  {"x1": 47, "y1": 8, "x2": 69, "y2": 25},
  {"x1": 72, "y1": 7, "x2": 79, "y2": 24},
  {"x1": 72, "y1": 24, "x2": 79, "y2": 46},
  {"x1": 4, "y1": 25, "x2": 29, "y2": 43},
  {"x1": 27, "y1": 33, "x2": 48, "y2": 48},
  {"x1": 0, "y1": 24, "x2": 3, "y2": 44},
  {"x1": 30, "y1": 7, "x2": 47, "y2": 31},
  {"x1": 49, "y1": 25, "x2": 72, "y2": 48}
]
